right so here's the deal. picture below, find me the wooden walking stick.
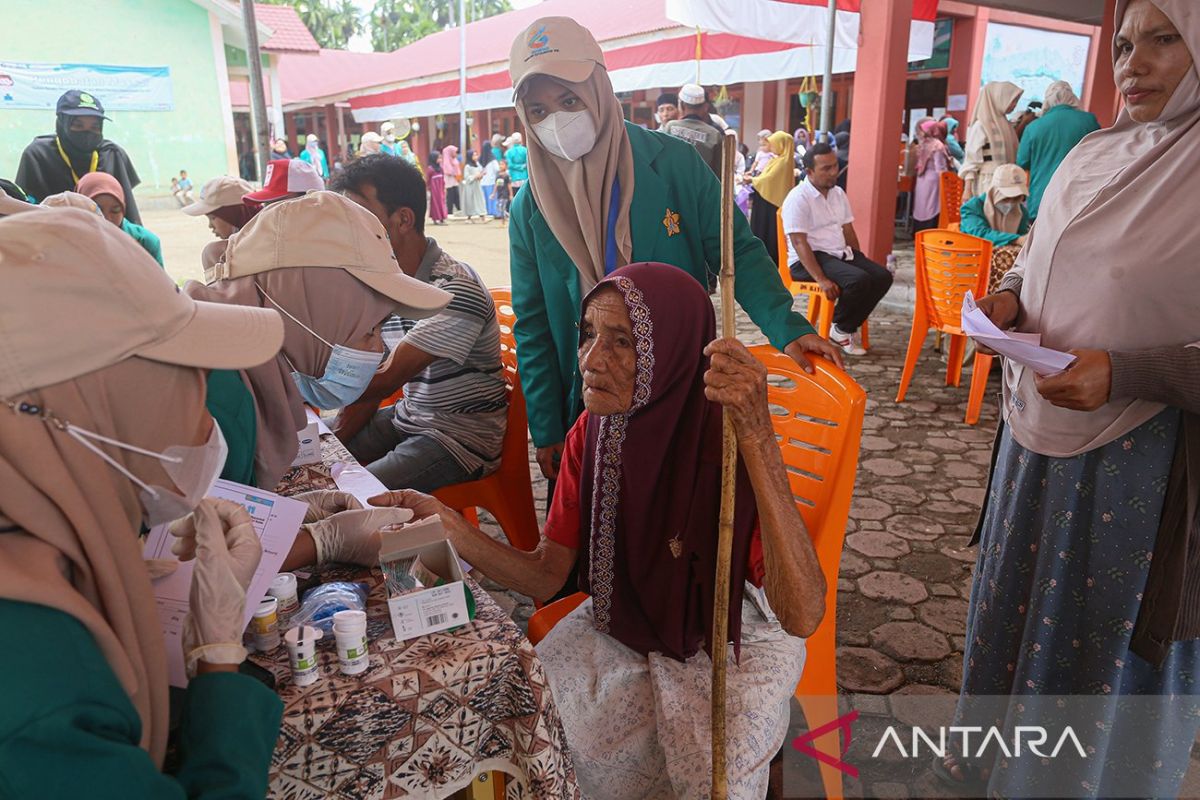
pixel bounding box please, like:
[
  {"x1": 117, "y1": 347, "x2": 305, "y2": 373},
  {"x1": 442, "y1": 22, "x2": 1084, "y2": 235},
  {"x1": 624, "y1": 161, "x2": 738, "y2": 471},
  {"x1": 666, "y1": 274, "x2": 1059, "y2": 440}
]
[{"x1": 711, "y1": 129, "x2": 739, "y2": 800}]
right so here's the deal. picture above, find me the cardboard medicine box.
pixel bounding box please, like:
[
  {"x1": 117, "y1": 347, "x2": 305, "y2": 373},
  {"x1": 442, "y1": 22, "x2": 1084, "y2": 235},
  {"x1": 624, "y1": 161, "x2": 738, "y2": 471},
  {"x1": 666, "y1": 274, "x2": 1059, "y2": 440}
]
[
  {"x1": 379, "y1": 517, "x2": 475, "y2": 642},
  {"x1": 290, "y1": 419, "x2": 322, "y2": 467}
]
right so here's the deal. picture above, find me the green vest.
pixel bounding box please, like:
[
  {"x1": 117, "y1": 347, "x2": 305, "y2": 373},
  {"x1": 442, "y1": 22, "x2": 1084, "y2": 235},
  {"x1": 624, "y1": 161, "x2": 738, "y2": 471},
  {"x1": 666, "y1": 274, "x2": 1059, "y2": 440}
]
[{"x1": 508, "y1": 121, "x2": 815, "y2": 447}]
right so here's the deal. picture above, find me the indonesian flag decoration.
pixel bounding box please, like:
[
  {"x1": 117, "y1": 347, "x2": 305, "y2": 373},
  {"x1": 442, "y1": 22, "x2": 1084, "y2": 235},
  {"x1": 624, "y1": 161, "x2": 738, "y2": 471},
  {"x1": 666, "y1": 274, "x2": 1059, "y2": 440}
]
[{"x1": 665, "y1": 0, "x2": 938, "y2": 62}]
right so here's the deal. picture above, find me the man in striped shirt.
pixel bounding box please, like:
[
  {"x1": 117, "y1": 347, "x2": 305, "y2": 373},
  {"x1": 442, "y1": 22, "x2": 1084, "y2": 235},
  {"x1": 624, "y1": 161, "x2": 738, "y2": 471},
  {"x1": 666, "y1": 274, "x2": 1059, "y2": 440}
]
[{"x1": 331, "y1": 156, "x2": 507, "y2": 491}]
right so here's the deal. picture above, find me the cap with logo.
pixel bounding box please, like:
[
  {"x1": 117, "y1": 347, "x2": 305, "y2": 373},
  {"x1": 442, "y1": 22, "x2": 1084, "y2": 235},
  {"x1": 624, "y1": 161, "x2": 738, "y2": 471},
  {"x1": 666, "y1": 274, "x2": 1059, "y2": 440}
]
[
  {"x1": 39, "y1": 192, "x2": 101, "y2": 215},
  {"x1": 0, "y1": 208, "x2": 284, "y2": 397},
  {"x1": 678, "y1": 84, "x2": 707, "y2": 106},
  {"x1": 990, "y1": 164, "x2": 1030, "y2": 199},
  {"x1": 509, "y1": 16, "x2": 606, "y2": 96},
  {"x1": 217, "y1": 191, "x2": 451, "y2": 320},
  {"x1": 243, "y1": 159, "x2": 324, "y2": 203},
  {"x1": 183, "y1": 176, "x2": 256, "y2": 216},
  {"x1": 56, "y1": 89, "x2": 111, "y2": 120}
]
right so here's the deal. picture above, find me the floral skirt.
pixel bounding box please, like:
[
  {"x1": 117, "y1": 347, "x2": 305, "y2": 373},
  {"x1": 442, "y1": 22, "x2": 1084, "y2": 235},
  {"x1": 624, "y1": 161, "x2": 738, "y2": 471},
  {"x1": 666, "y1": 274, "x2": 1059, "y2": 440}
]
[
  {"x1": 958, "y1": 409, "x2": 1200, "y2": 797},
  {"x1": 536, "y1": 589, "x2": 805, "y2": 799}
]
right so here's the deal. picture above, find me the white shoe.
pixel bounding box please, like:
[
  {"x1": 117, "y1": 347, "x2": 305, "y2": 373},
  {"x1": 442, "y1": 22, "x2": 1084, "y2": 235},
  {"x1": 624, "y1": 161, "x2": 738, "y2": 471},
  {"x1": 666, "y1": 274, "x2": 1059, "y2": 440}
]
[{"x1": 830, "y1": 324, "x2": 867, "y2": 356}]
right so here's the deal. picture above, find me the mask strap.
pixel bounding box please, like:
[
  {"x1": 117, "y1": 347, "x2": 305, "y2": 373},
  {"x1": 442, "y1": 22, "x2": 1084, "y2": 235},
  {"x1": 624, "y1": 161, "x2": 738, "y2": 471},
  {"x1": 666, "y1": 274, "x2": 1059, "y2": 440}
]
[
  {"x1": 63, "y1": 424, "x2": 179, "y2": 496},
  {"x1": 256, "y1": 282, "x2": 335, "y2": 350}
]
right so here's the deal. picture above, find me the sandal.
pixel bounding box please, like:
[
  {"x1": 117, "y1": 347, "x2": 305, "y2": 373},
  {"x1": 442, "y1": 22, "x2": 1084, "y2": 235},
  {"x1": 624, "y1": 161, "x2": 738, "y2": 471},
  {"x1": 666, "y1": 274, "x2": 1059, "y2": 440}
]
[{"x1": 931, "y1": 754, "x2": 990, "y2": 796}]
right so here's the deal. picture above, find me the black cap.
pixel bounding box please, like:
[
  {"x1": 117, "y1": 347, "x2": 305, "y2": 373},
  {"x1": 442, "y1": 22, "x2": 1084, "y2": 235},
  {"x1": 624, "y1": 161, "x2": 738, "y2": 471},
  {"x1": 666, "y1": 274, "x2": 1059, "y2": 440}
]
[
  {"x1": 656, "y1": 92, "x2": 679, "y2": 108},
  {"x1": 57, "y1": 89, "x2": 110, "y2": 120}
]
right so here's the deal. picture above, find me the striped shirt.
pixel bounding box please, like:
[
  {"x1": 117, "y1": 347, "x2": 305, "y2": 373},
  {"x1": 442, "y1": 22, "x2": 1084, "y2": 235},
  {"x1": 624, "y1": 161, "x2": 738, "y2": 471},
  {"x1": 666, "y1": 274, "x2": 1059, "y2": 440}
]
[{"x1": 381, "y1": 239, "x2": 507, "y2": 473}]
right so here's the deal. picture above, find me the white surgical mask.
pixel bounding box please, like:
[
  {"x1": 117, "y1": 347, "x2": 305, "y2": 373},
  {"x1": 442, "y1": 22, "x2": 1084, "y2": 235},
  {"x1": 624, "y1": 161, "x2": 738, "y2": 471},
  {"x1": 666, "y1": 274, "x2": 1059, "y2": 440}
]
[
  {"x1": 532, "y1": 110, "x2": 598, "y2": 162},
  {"x1": 996, "y1": 200, "x2": 1020, "y2": 215},
  {"x1": 69, "y1": 419, "x2": 228, "y2": 526}
]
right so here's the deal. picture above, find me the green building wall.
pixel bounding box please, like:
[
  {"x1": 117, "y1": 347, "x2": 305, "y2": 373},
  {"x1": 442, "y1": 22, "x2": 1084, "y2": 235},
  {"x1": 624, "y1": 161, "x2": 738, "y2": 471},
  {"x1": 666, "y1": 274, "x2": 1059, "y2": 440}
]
[{"x1": 1, "y1": 0, "x2": 232, "y2": 202}]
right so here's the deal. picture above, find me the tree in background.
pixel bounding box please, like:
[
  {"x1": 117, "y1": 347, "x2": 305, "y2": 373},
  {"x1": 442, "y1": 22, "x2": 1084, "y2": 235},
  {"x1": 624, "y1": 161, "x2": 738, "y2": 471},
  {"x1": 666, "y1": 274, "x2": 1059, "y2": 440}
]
[
  {"x1": 369, "y1": 0, "x2": 512, "y2": 51},
  {"x1": 261, "y1": 0, "x2": 363, "y2": 50}
]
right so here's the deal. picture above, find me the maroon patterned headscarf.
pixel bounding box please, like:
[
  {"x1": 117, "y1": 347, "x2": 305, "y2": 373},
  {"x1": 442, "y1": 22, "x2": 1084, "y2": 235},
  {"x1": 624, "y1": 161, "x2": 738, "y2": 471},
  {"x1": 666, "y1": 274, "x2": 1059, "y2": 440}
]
[{"x1": 577, "y1": 263, "x2": 758, "y2": 662}]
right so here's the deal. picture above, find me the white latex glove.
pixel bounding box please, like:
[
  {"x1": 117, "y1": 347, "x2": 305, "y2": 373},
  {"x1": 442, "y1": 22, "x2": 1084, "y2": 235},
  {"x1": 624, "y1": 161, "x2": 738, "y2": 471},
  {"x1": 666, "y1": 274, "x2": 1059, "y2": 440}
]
[
  {"x1": 143, "y1": 558, "x2": 179, "y2": 581},
  {"x1": 293, "y1": 489, "x2": 364, "y2": 524},
  {"x1": 169, "y1": 499, "x2": 262, "y2": 678},
  {"x1": 304, "y1": 507, "x2": 414, "y2": 566}
]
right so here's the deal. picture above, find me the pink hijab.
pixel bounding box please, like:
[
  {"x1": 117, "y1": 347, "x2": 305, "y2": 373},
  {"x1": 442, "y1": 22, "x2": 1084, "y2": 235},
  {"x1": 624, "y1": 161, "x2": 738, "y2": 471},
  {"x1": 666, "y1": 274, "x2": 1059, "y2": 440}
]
[{"x1": 1003, "y1": 0, "x2": 1200, "y2": 457}]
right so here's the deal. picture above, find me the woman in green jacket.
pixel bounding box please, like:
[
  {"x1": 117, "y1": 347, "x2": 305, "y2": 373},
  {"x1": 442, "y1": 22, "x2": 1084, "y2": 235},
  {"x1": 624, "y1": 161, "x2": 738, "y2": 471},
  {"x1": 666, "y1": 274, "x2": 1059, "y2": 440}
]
[
  {"x1": 0, "y1": 207, "x2": 284, "y2": 798},
  {"x1": 507, "y1": 17, "x2": 840, "y2": 479},
  {"x1": 959, "y1": 163, "x2": 1032, "y2": 293}
]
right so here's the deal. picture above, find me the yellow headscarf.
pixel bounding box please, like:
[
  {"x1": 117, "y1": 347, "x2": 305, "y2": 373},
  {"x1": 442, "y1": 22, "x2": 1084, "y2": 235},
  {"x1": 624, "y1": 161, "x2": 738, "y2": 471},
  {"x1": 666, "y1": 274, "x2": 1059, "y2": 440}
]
[{"x1": 751, "y1": 131, "x2": 795, "y2": 208}]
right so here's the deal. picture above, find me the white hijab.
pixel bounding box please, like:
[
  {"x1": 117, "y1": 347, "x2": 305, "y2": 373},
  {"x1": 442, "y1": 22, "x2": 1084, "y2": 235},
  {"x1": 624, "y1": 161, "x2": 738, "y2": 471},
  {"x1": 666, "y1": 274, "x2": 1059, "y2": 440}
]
[{"x1": 1003, "y1": 0, "x2": 1200, "y2": 457}]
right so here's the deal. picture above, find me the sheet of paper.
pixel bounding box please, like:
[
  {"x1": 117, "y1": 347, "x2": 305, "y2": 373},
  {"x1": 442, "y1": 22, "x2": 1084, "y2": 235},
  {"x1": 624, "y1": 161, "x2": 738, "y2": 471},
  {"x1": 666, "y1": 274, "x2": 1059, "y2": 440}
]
[
  {"x1": 961, "y1": 291, "x2": 1076, "y2": 376},
  {"x1": 305, "y1": 407, "x2": 334, "y2": 437},
  {"x1": 142, "y1": 480, "x2": 307, "y2": 687},
  {"x1": 331, "y1": 461, "x2": 391, "y2": 507}
]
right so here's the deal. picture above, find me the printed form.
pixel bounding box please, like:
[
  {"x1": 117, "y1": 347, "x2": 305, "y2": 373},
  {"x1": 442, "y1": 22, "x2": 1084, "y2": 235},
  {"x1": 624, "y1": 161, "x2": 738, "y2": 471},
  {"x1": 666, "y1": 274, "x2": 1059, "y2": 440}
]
[{"x1": 143, "y1": 480, "x2": 306, "y2": 687}]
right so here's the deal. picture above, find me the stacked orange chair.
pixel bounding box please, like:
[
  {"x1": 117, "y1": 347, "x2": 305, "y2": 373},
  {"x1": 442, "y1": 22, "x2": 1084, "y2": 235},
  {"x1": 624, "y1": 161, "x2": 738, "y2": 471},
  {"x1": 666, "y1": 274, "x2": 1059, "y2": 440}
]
[
  {"x1": 896, "y1": 229, "x2": 995, "y2": 425},
  {"x1": 938, "y1": 171, "x2": 965, "y2": 230},
  {"x1": 431, "y1": 288, "x2": 540, "y2": 551},
  {"x1": 527, "y1": 349, "x2": 866, "y2": 800},
  {"x1": 774, "y1": 207, "x2": 870, "y2": 350}
]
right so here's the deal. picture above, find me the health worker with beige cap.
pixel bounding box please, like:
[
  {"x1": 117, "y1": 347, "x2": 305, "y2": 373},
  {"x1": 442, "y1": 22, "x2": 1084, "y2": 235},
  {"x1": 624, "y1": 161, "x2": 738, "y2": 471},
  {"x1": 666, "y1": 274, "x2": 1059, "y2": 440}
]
[
  {"x1": 183, "y1": 175, "x2": 256, "y2": 283},
  {"x1": 187, "y1": 190, "x2": 452, "y2": 570},
  {"x1": 0, "y1": 207, "x2": 286, "y2": 795},
  {"x1": 505, "y1": 16, "x2": 842, "y2": 485},
  {"x1": 957, "y1": 163, "x2": 1032, "y2": 293}
]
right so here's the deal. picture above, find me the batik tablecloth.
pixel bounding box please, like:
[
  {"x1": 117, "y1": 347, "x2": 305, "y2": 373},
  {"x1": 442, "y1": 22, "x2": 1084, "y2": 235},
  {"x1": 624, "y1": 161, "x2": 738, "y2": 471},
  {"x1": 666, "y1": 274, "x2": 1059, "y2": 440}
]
[{"x1": 255, "y1": 433, "x2": 579, "y2": 799}]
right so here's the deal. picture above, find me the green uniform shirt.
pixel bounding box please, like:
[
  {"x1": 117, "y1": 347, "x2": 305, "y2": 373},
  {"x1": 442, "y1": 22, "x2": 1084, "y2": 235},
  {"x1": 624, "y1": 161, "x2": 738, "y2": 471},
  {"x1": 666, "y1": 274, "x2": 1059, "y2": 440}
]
[
  {"x1": 959, "y1": 194, "x2": 1032, "y2": 248},
  {"x1": 508, "y1": 121, "x2": 815, "y2": 447},
  {"x1": 1016, "y1": 105, "x2": 1101, "y2": 220},
  {"x1": 121, "y1": 217, "x2": 164, "y2": 267},
  {"x1": 205, "y1": 369, "x2": 259, "y2": 486},
  {"x1": 0, "y1": 600, "x2": 282, "y2": 799}
]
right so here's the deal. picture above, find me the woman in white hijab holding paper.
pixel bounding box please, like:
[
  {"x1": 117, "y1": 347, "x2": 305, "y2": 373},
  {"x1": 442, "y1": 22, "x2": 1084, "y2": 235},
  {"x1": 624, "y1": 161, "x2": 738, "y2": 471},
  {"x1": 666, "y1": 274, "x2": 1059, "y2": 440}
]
[{"x1": 942, "y1": 1, "x2": 1200, "y2": 796}]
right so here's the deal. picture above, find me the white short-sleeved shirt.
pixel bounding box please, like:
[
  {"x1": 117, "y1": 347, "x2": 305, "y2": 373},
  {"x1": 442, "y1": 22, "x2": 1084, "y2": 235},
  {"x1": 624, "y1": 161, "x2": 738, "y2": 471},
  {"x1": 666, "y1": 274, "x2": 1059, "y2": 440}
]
[{"x1": 781, "y1": 179, "x2": 854, "y2": 265}]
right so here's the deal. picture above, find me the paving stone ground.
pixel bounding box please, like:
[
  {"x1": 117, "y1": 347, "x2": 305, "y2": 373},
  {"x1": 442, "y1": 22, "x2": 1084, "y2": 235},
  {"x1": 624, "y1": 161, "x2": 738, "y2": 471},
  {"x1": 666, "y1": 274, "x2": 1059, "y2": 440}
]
[{"x1": 467, "y1": 251, "x2": 1200, "y2": 798}]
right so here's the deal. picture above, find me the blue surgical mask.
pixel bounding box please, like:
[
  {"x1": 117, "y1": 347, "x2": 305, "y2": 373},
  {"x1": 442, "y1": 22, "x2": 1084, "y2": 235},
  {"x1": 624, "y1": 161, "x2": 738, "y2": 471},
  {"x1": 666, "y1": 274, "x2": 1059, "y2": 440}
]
[
  {"x1": 290, "y1": 344, "x2": 383, "y2": 409},
  {"x1": 257, "y1": 284, "x2": 384, "y2": 410}
]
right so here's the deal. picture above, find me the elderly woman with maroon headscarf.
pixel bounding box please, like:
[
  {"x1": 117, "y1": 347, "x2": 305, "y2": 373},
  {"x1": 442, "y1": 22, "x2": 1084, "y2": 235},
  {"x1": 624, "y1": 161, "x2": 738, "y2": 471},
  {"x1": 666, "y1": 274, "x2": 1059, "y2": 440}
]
[
  {"x1": 941, "y1": 1, "x2": 1200, "y2": 795},
  {"x1": 376, "y1": 263, "x2": 826, "y2": 798}
]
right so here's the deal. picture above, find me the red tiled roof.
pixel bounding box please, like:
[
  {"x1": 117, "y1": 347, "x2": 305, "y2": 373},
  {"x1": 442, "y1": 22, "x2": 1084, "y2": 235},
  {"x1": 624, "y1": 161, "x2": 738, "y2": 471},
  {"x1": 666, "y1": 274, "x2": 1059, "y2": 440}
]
[
  {"x1": 254, "y1": 3, "x2": 320, "y2": 53},
  {"x1": 256, "y1": 0, "x2": 678, "y2": 106}
]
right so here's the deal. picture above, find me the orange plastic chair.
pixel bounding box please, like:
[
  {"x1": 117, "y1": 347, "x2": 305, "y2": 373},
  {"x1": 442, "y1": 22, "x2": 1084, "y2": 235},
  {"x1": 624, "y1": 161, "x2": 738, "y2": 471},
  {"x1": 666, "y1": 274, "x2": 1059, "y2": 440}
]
[
  {"x1": 896, "y1": 229, "x2": 996, "y2": 425},
  {"x1": 527, "y1": 349, "x2": 866, "y2": 800},
  {"x1": 774, "y1": 207, "x2": 870, "y2": 349},
  {"x1": 938, "y1": 171, "x2": 965, "y2": 229},
  {"x1": 431, "y1": 288, "x2": 540, "y2": 550}
]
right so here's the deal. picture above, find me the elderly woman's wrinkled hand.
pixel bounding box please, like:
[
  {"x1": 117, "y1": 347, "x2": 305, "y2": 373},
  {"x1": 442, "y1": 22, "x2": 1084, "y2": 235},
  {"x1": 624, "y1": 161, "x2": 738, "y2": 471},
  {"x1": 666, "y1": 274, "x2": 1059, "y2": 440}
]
[
  {"x1": 1034, "y1": 349, "x2": 1112, "y2": 411},
  {"x1": 974, "y1": 290, "x2": 1021, "y2": 356},
  {"x1": 703, "y1": 338, "x2": 774, "y2": 444},
  {"x1": 369, "y1": 489, "x2": 449, "y2": 521}
]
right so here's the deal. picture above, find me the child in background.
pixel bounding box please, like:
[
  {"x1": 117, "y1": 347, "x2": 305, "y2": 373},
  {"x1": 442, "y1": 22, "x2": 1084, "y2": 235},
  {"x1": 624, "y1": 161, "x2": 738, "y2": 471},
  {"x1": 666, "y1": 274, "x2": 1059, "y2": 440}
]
[
  {"x1": 175, "y1": 170, "x2": 194, "y2": 206},
  {"x1": 492, "y1": 160, "x2": 511, "y2": 227}
]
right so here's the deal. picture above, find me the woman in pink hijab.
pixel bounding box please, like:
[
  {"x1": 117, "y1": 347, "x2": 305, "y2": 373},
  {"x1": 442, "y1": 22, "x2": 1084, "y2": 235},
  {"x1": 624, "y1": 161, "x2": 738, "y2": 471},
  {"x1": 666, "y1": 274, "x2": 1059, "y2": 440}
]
[
  {"x1": 440, "y1": 145, "x2": 461, "y2": 215},
  {"x1": 911, "y1": 118, "x2": 950, "y2": 232},
  {"x1": 941, "y1": 1, "x2": 1200, "y2": 795}
]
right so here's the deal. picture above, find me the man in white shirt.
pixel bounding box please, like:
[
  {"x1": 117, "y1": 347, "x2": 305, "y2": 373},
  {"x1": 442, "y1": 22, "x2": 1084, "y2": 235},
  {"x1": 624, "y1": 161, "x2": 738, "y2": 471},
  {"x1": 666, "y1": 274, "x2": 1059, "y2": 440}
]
[{"x1": 782, "y1": 142, "x2": 892, "y2": 355}]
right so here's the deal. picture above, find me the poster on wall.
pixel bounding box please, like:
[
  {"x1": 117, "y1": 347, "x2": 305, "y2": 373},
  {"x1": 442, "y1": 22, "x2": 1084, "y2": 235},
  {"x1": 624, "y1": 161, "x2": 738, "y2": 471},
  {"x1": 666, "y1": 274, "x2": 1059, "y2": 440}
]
[
  {"x1": 0, "y1": 61, "x2": 173, "y2": 111},
  {"x1": 980, "y1": 23, "x2": 1090, "y2": 105}
]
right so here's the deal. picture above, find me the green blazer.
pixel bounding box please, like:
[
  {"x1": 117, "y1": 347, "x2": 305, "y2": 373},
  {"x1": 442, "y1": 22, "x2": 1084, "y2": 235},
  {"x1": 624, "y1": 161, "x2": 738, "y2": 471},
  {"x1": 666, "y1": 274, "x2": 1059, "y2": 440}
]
[
  {"x1": 959, "y1": 193, "x2": 1031, "y2": 249},
  {"x1": 0, "y1": 600, "x2": 282, "y2": 798},
  {"x1": 509, "y1": 122, "x2": 815, "y2": 448},
  {"x1": 1016, "y1": 104, "x2": 1101, "y2": 220}
]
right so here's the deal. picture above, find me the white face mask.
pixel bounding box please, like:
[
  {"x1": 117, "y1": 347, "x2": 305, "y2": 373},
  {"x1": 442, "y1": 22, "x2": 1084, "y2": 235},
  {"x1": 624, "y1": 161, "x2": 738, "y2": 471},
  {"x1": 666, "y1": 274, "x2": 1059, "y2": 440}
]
[
  {"x1": 532, "y1": 110, "x2": 598, "y2": 162},
  {"x1": 996, "y1": 200, "x2": 1021, "y2": 215},
  {"x1": 67, "y1": 419, "x2": 228, "y2": 526}
]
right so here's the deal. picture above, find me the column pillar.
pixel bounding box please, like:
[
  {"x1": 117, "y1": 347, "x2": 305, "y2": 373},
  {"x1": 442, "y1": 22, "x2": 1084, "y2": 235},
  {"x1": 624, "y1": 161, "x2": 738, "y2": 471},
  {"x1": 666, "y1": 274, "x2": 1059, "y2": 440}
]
[
  {"x1": 284, "y1": 112, "x2": 298, "y2": 154},
  {"x1": 945, "y1": 8, "x2": 988, "y2": 130},
  {"x1": 1088, "y1": 0, "x2": 1120, "y2": 127},
  {"x1": 846, "y1": 0, "x2": 914, "y2": 263},
  {"x1": 323, "y1": 104, "x2": 339, "y2": 159}
]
